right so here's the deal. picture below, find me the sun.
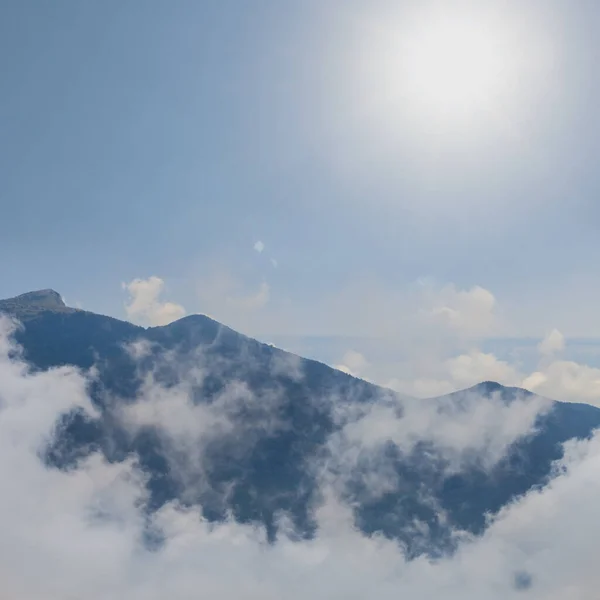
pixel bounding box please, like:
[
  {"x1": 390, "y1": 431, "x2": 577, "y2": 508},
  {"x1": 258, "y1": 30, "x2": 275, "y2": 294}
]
[
  {"x1": 400, "y1": 13, "x2": 510, "y2": 121},
  {"x1": 345, "y1": 2, "x2": 550, "y2": 143}
]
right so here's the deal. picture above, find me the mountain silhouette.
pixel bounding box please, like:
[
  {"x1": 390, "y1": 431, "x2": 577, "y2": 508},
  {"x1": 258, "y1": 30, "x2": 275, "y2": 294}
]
[{"x1": 2, "y1": 290, "x2": 600, "y2": 557}]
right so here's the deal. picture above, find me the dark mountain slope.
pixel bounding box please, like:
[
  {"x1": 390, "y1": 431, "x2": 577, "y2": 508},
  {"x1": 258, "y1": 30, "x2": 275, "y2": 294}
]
[
  {"x1": 423, "y1": 382, "x2": 600, "y2": 534},
  {"x1": 2, "y1": 291, "x2": 600, "y2": 556}
]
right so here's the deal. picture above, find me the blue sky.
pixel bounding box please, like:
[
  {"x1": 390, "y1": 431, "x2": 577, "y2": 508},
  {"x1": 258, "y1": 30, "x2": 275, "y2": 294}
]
[
  {"x1": 2, "y1": 0, "x2": 600, "y2": 350},
  {"x1": 5, "y1": 5, "x2": 600, "y2": 595}
]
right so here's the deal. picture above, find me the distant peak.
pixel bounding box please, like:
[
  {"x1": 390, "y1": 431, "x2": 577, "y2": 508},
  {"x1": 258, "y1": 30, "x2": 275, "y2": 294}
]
[
  {"x1": 8, "y1": 289, "x2": 66, "y2": 308},
  {"x1": 473, "y1": 381, "x2": 505, "y2": 394},
  {"x1": 464, "y1": 381, "x2": 534, "y2": 398}
]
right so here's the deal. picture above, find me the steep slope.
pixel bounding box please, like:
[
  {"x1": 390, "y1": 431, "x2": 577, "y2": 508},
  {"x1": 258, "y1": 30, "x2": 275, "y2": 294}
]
[{"x1": 2, "y1": 290, "x2": 600, "y2": 557}]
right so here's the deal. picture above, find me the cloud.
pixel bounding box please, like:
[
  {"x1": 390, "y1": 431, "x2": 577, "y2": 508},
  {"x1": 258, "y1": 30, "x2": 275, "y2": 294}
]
[
  {"x1": 334, "y1": 350, "x2": 369, "y2": 377},
  {"x1": 519, "y1": 329, "x2": 600, "y2": 403},
  {"x1": 316, "y1": 282, "x2": 512, "y2": 400},
  {"x1": 253, "y1": 240, "x2": 265, "y2": 253},
  {"x1": 380, "y1": 346, "x2": 600, "y2": 405},
  {"x1": 118, "y1": 367, "x2": 286, "y2": 503},
  {"x1": 323, "y1": 283, "x2": 600, "y2": 404},
  {"x1": 123, "y1": 276, "x2": 186, "y2": 326},
  {"x1": 538, "y1": 328, "x2": 565, "y2": 357},
  {"x1": 330, "y1": 387, "x2": 550, "y2": 481},
  {"x1": 523, "y1": 360, "x2": 600, "y2": 404},
  {"x1": 425, "y1": 285, "x2": 499, "y2": 339},
  {"x1": 373, "y1": 349, "x2": 520, "y2": 398},
  {"x1": 2, "y1": 317, "x2": 600, "y2": 599},
  {"x1": 425, "y1": 350, "x2": 520, "y2": 396}
]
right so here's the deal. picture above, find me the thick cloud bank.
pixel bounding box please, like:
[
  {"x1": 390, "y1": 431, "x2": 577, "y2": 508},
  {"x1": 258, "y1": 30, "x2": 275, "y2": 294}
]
[{"x1": 0, "y1": 317, "x2": 598, "y2": 599}]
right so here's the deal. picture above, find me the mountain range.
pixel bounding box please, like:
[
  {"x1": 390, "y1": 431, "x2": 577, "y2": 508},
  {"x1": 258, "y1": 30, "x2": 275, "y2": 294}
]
[{"x1": 2, "y1": 289, "x2": 599, "y2": 557}]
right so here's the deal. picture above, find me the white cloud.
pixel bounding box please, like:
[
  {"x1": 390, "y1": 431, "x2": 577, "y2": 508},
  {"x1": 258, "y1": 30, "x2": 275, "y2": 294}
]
[
  {"x1": 523, "y1": 360, "x2": 600, "y2": 404},
  {"x1": 332, "y1": 387, "x2": 550, "y2": 478},
  {"x1": 253, "y1": 240, "x2": 265, "y2": 253},
  {"x1": 516, "y1": 329, "x2": 600, "y2": 403},
  {"x1": 124, "y1": 338, "x2": 154, "y2": 360},
  {"x1": 425, "y1": 285, "x2": 498, "y2": 338},
  {"x1": 334, "y1": 350, "x2": 368, "y2": 377},
  {"x1": 380, "y1": 346, "x2": 600, "y2": 406},
  {"x1": 538, "y1": 329, "x2": 565, "y2": 357},
  {"x1": 378, "y1": 350, "x2": 520, "y2": 398},
  {"x1": 320, "y1": 284, "x2": 600, "y2": 404},
  {"x1": 315, "y1": 281, "x2": 501, "y2": 341},
  {"x1": 2, "y1": 317, "x2": 600, "y2": 599},
  {"x1": 445, "y1": 351, "x2": 521, "y2": 389},
  {"x1": 118, "y1": 367, "x2": 286, "y2": 502},
  {"x1": 123, "y1": 276, "x2": 186, "y2": 326}
]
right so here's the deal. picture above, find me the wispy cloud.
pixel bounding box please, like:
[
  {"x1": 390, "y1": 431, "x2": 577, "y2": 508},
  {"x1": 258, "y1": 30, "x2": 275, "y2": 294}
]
[
  {"x1": 1, "y1": 318, "x2": 600, "y2": 598},
  {"x1": 321, "y1": 282, "x2": 600, "y2": 404},
  {"x1": 538, "y1": 329, "x2": 565, "y2": 357}
]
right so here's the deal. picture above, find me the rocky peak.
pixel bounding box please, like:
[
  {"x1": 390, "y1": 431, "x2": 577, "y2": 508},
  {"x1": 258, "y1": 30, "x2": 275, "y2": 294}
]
[
  {"x1": 7, "y1": 289, "x2": 66, "y2": 308},
  {"x1": 0, "y1": 289, "x2": 75, "y2": 321}
]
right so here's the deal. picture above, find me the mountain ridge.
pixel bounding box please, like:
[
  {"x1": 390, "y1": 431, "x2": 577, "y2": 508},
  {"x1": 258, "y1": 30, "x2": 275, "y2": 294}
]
[
  {"x1": 3, "y1": 288, "x2": 600, "y2": 557},
  {"x1": 0, "y1": 289, "x2": 546, "y2": 401}
]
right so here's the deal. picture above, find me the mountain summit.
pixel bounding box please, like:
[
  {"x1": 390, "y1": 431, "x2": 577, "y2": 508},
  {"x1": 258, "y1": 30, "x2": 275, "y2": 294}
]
[
  {"x1": 6, "y1": 289, "x2": 65, "y2": 308},
  {"x1": 0, "y1": 289, "x2": 76, "y2": 321}
]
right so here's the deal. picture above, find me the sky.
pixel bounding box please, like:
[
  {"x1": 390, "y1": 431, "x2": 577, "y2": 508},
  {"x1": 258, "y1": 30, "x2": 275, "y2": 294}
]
[
  {"x1": 4, "y1": 5, "x2": 600, "y2": 593},
  {"x1": 2, "y1": 0, "x2": 600, "y2": 397}
]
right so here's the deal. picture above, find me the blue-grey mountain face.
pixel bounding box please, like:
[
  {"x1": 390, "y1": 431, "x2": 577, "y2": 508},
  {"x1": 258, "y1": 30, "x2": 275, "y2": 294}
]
[{"x1": 2, "y1": 290, "x2": 600, "y2": 557}]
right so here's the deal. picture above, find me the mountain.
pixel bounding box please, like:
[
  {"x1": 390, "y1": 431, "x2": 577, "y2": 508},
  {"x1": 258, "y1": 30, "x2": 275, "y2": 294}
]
[
  {"x1": 0, "y1": 289, "x2": 79, "y2": 320},
  {"x1": 2, "y1": 290, "x2": 600, "y2": 557}
]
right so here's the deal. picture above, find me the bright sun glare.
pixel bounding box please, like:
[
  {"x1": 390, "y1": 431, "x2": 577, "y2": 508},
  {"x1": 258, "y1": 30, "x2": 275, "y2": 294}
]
[
  {"x1": 402, "y1": 14, "x2": 509, "y2": 119},
  {"x1": 352, "y1": 2, "x2": 552, "y2": 143}
]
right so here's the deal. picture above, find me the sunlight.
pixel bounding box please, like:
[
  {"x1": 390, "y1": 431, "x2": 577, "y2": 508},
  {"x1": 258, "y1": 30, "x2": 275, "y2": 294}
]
[
  {"x1": 346, "y1": 2, "x2": 555, "y2": 147},
  {"x1": 400, "y1": 13, "x2": 511, "y2": 120}
]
